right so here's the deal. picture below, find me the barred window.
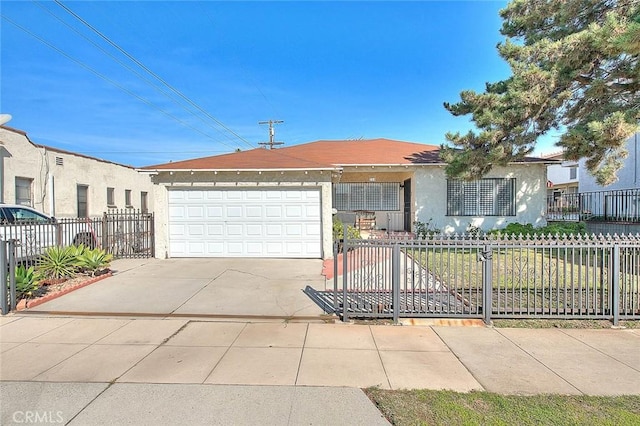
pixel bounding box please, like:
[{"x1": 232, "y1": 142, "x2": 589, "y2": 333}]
[
  {"x1": 447, "y1": 178, "x2": 515, "y2": 216},
  {"x1": 333, "y1": 182, "x2": 399, "y2": 211}
]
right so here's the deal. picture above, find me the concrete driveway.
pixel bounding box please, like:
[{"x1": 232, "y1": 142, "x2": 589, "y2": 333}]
[{"x1": 27, "y1": 258, "x2": 330, "y2": 318}]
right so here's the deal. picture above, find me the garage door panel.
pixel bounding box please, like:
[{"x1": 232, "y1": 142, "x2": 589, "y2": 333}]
[
  {"x1": 266, "y1": 224, "x2": 282, "y2": 235},
  {"x1": 207, "y1": 242, "x2": 224, "y2": 255},
  {"x1": 168, "y1": 188, "x2": 322, "y2": 258},
  {"x1": 207, "y1": 206, "x2": 223, "y2": 219},
  {"x1": 246, "y1": 224, "x2": 263, "y2": 236},
  {"x1": 187, "y1": 224, "x2": 205, "y2": 237},
  {"x1": 207, "y1": 224, "x2": 224, "y2": 237},
  {"x1": 187, "y1": 241, "x2": 205, "y2": 255},
  {"x1": 285, "y1": 205, "x2": 302, "y2": 218},
  {"x1": 226, "y1": 224, "x2": 243, "y2": 236},
  {"x1": 187, "y1": 206, "x2": 204, "y2": 219},
  {"x1": 186, "y1": 191, "x2": 204, "y2": 201},
  {"x1": 245, "y1": 206, "x2": 262, "y2": 218},
  {"x1": 226, "y1": 206, "x2": 243, "y2": 218},
  {"x1": 284, "y1": 223, "x2": 302, "y2": 236},
  {"x1": 265, "y1": 206, "x2": 283, "y2": 218}
]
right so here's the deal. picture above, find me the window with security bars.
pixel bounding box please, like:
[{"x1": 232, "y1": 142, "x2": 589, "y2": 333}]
[
  {"x1": 333, "y1": 182, "x2": 399, "y2": 211},
  {"x1": 447, "y1": 178, "x2": 515, "y2": 216}
]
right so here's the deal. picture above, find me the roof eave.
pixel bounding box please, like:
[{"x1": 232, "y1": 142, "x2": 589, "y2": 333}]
[{"x1": 138, "y1": 167, "x2": 339, "y2": 173}]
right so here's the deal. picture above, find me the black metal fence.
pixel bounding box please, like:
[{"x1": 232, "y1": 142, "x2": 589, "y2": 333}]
[
  {"x1": 329, "y1": 233, "x2": 640, "y2": 324},
  {"x1": 0, "y1": 209, "x2": 154, "y2": 267},
  {"x1": 547, "y1": 188, "x2": 640, "y2": 222}
]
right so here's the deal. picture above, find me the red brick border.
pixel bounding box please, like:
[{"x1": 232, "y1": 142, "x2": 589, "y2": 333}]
[{"x1": 17, "y1": 272, "x2": 113, "y2": 311}]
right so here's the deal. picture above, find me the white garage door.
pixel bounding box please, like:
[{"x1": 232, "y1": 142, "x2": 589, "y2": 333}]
[{"x1": 168, "y1": 188, "x2": 322, "y2": 258}]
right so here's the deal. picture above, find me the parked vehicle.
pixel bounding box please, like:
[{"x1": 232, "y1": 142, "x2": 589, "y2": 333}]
[{"x1": 0, "y1": 204, "x2": 97, "y2": 263}]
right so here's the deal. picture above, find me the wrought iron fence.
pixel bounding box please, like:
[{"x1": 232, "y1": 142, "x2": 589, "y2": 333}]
[
  {"x1": 547, "y1": 188, "x2": 640, "y2": 222},
  {"x1": 331, "y1": 233, "x2": 640, "y2": 324},
  {"x1": 0, "y1": 209, "x2": 154, "y2": 267}
]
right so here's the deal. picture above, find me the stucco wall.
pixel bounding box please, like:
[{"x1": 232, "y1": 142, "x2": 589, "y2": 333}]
[
  {"x1": 413, "y1": 164, "x2": 548, "y2": 233},
  {"x1": 150, "y1": 170, "x2": 334, "y2": 259},
  {"x1": 0, "y1": 127, "x2": 154, "y2": 217},
  {"x1": 579, "y1": 133, "x2": 639, "y2": 192}
]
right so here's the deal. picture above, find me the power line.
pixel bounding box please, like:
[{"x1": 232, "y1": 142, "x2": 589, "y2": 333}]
[
  {"x1": 52, "y1": 0, "x2": 256, "y2": 150},
  {"x1": 0, "y1": 13, "x2": 242, "y2": 152},
  {"x1": 31, "y1": 0, "x2": 243, "y2": 148}
]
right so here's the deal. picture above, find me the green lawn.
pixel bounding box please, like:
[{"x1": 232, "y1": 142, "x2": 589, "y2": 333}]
[
  {"x1": 410, "y1": 246, "x2": 612, "y2": 290},
  {"x1": 365, "y1": 388, "x2": 640, "y2": 426}
]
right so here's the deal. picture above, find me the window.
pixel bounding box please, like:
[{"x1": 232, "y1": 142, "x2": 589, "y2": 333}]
[
  {"x1": 333, "y1": 183, "x2": 399, "y2": 211},
  {"x1": 447, "y1": 178, "x2": 515, "y2": 216},
  {"x1": 125, "y1": 190, "x2": 132, "y2": 207},
  {"x1": 77, "y1": 185, "x2": 88, "y2": 217},
  {"x1": 141, "y1": 192, "x2": 148, "y2": 213},
  {"x1": 107, "y1": 187, "x2": 115, "y2": 207},
  {"x1": 569, "y1": 166, "x2": 577, "y2": 180},
  {"x1": 15, "y1": 177, "x2": 33, "y2": 207},
  {"x1": 2, "y1": 206, "x2": 50, "y2": 223}
]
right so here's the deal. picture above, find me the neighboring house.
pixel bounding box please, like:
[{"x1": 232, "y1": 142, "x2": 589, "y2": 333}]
[
  {"x1": 579, "y1": 132, "x2": 640, "y2": 192},
  {"x1": 141, "y1": 138, "x2": 551, "y2": 259},
  {"x1": 542, "y1": 151, "x2": 579, "y2": 217},
  {"x1": 543, "y1": 151, "x2": 579, "y2": 196},
  {"x1": 0, "y1": 125, "x2": 154, "y2": 217}
]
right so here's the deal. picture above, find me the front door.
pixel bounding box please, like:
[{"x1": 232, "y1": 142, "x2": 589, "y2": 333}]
[{"x1": 403, "y1": 179, "x2": 411, "y2": 232}]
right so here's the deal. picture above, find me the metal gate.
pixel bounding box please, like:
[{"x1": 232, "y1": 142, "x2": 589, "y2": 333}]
[{"x1": 330, "y1": 234, "x2": 640, "y2": 324}]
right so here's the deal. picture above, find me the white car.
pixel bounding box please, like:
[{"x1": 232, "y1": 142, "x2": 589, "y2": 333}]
[{"x1": 0, "y1": 204, "x2": 96, "y2": 263}]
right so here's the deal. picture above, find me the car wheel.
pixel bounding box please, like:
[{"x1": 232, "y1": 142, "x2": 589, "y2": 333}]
[{"x1": 73, "y1": 233, "x2": 96, "y2": 249}]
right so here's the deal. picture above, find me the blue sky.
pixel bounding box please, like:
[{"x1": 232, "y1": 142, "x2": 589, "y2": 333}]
[{"x1": 1, "y1": 1, "x2": 559, "y2": 167}]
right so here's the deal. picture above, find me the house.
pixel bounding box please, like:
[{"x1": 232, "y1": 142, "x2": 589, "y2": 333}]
[
  {"x1": 579, "y1": 133, "x2": 640, "y2": 192},
  {"x1": 541, "y1": 151, "x2": 579, "y2": 217},
  {"x1": 543, "y1": 151, "x2": 579, "y2": 197},
  {"x1": 0, "y1": 125, "x2": 154, "y2": 217},
  {"x1": 141, "y1": 138, "x2": 551, "y2": 259}
]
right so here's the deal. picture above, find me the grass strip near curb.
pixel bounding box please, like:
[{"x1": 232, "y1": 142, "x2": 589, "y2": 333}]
[{"x1": 364, "y1": 389, "x2": 640, "y2": 426}]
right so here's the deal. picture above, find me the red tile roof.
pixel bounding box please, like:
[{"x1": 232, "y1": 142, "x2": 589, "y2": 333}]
[
  {"x1": 142, "y1": 138, "x2": 550, "y2": 170},
  {"x1": 143, "y1": 138, "x2": 441, "y2": 170},
  {"x1": 143, "y1": 145, "x2": 334, "y2": 170}
]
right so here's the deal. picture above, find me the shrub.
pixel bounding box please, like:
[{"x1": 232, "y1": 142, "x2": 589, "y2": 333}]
[
  {"x1": 76, "y1": 247, "x2": 113, "y2": 276},
  {"x1": 332, "y1": 216, "x2": 361, "y2": 241},
  {"x1": 414, "y1": 219, "x2": 439, "y2": 239},
  {"x1": 14, "y1": 265, "x2": 39, "y2": 299},
  {"x1": 490, "y1": 222, "x2": 588, "y2": 237},
  {"x1": 37, "y1": 245, "x2": 79, "y2": 281}
]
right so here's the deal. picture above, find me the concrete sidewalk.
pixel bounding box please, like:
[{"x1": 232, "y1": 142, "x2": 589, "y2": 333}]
[
  {"x1": 1, "y1": 383, "x2": 388, "y2": 426},
  {"x1": 1, "y1": 315, "x2": 639, "y2": 424}
]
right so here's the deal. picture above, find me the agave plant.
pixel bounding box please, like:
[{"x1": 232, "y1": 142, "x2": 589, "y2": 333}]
[
  {"x1": 37, "y1": 245, "x2": 79, "y2": 281},
  {"x1": 14, "y1": 265, "x2": 40, "y2": 299},
  {"x1": 76, "y1": 247, "x2": 113, "y2": 276}
]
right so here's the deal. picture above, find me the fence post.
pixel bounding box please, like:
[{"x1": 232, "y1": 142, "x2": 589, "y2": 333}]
[
  {"x1": 611, "y1": 244, "x2": 620, "y2": 326},
  {"x1": 392, "y1": 243, "x2": 401, "y2": 324},
  {"x1": 8, "y1": 240, "x2": 16, "y2": 311},
  {"x1": 0, "y1": 242, "x2": 7, "y2": 315},
  {"x1": 149, "y1": 212, "x2": 156, "y2": 258},
  {"x1": 342, "y1": 223, "x2": 349, "y2": 322},
  {"x1": 333, "y1": 241, "x2": 339, "y2": 314},
  {"x1": 482, "y1": 244, "x2": 493, "y2": 325},
  {"x1": 101, "y1": 212, "x2": 108, "y2": 252}
]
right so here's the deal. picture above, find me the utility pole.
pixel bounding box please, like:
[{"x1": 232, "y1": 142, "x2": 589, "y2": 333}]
[{"x1": 258, "y1": 120, "x2": 284, "y2": 149}]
